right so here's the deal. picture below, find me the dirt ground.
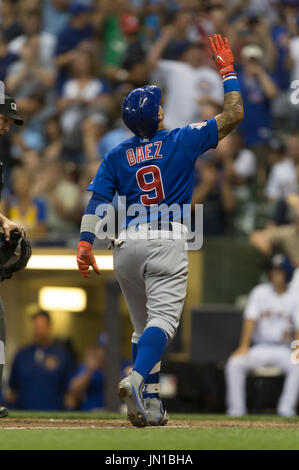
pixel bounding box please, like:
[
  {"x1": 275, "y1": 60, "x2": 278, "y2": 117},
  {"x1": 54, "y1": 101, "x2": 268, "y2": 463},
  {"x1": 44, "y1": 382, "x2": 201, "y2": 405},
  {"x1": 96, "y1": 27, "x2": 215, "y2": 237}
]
[{"x1": 1, "y1": 418, "x2": 299, "y2": 429}]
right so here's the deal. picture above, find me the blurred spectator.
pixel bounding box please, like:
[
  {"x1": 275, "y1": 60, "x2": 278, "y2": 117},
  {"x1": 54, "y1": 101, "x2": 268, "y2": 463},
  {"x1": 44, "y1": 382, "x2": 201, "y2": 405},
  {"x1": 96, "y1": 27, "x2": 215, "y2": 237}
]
[
  {"x1": 8, "y1": 0, "x2": 56, "y2": 64},
  {"x1": 142, "y1": 0, "x2": 167, "y2": 42},
  {"x1": 82, "y1": 114, "x2": 108, "y2": 162},
  {"x1": 97, "y1": 83, "x2": 132, "y2": 158},
  {"x1": 13, "y1": 93, "x2": 50, "y2": 156},
  {"x1": 105, "y1": 13, "x2": 148, "y2": 86},
  {"x1": 58, "y1": 49, "x2": 110, "y2": 160},
  {"x1": 250, "y1": 215, "x2": 299, "y2": 264},
  {"x1": 78, "y1": 160, "x2": 101, "y2": 211},
  {"x1": 22, "y1": 148, "x2": 42, "y2": 171},
  {"x1": 229, "y1": 14, "x2": 277, "y2": 71},
  {"x1": 201, "y1": 1, "x2": 230, "y2": 38},
  {"x1": 265, "y1": 132, "x2": 299, "y2": 201},
  {"x1": 6, "y1": 35, "x2": 56, "y2": 99},
  {"x1": 0, "y1": 0, "x2": 23, "y2": 43},
  {"x1": 192, "y1": 158, "x2": 235, "y2": 236},
  {"x1": 38, "y1": 160, "x2": 81, "y2": 234},
  {"x1": 54, "y1": 2, "x2": 94, "y2": 92},
  {"x1": 191, "y1": 98, "x2": 236, "y2": 236},
  {"x1": 271, "y1": 3, "x2": 293, "y2": 91},
  {"x1": 68, "y1": 334, "x2": 107, "y2": 411},
  {"x1": 290, "y1": 36, "x2": 299, "y2": 85},
  {"x1": 163, "y1": 8, "x2": 203, "y2": 59},
  {"x1": 237, "y1": 44, "x2": 278, "y2": 147},
  {"x1": 225, "y1": 254, "x2": 299, "y2": 417},
  {"x1": 225, "y1": 131, "x2": 257, "y2": 235},
  {"x1": 42, "y1": 0, "x2": 71, "y2": 36},
  {"x1": 265, "y1": 135, "x2": 287, "y2": 176},
  {"x1": 68, "y1": 333, "x2": 133, "y2": 411},
  {"x1": 101, "y1": 0, "x2": 129, "y2": 69},
  {"x1": 0, "y1": 0, "x2": 298, "y2": 244},
  {"x1": 230, "y1": 132, "x2": 257, "y2": 184},
  {"x1": 7, "y1": 311, "x2": 74, "y2": 411},
  {"x1": 246, "y1": 0, "x2": 279, "y2": 24},
  {"x1": 81, "y1": 83, "x2": 133, "y2": 162},
  {"x1": 43, "y1": 114, "x2": 64, "y2": 161},
  {"x1": 147, "y1": 26, "x2": 223, "y2": 129},
  {"x1": 0, "y1": 166, "x2": 47, "y2": 239},
  {"x1": 0, "y1": 33, "x2": 19, "y2": 82}
]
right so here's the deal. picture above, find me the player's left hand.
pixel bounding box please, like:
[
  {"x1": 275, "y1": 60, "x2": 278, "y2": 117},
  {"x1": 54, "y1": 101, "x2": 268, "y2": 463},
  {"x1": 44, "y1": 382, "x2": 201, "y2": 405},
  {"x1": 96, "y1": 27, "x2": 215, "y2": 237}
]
[
  {"x1": 77, "y1": 241, "x2": 101, "y2": 278},
  {"x1": 209, "y1": 34, "x2": 234, "y2": 76}
]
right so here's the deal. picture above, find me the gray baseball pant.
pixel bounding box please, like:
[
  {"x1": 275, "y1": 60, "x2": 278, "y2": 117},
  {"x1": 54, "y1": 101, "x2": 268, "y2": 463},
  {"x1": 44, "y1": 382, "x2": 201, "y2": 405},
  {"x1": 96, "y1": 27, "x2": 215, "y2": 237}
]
[{"x1": 113, "y1": 225, "x2": 189, "y2": 343}]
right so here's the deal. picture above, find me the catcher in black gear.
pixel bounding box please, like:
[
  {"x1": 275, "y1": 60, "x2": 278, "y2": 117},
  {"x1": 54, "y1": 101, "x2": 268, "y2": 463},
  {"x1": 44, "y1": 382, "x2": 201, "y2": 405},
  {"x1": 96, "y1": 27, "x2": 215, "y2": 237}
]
[
  {"x1": 0, "y1": 94, "x2": 25, "y2": 417},
  {"x1": 0, "y1": 228, "x2": 31, "y2": 282}
]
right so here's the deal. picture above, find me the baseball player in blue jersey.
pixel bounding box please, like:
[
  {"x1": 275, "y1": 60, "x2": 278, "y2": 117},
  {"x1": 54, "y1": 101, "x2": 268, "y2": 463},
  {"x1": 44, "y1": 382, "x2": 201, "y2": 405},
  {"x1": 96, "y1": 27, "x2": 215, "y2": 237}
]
[{"x1": 77, "y1": 35, "x2": 244, "y2": 427}]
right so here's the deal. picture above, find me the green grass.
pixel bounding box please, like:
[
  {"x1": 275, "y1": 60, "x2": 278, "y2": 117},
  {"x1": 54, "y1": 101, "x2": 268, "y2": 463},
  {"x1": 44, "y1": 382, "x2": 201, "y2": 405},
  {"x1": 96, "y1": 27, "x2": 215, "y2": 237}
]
[
  {"x1": 6, "y1": 410, "x2": 123, "y2": 420},
  {"x1": 6, "y1": 411, "x2": 299, "y2": 421},
  {"x1": 1, "y1": 413, "x2": 299, "y2": 450},
  {"x1": 1, "y1": 428, "x2": 299, "y2": 450}
]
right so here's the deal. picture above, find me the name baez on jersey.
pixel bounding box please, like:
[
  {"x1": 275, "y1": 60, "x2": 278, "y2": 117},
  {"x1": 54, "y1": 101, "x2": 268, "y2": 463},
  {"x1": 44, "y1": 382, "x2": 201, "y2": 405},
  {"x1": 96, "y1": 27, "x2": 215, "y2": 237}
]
[{"x1": 87, "y1": 118, "x2": 219, "y2": 228}]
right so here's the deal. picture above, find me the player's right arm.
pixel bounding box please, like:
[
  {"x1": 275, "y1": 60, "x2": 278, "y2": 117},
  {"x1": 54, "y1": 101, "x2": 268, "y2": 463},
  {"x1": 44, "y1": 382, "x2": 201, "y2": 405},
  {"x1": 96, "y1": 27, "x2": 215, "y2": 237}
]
[
  {"x1": 209, "y1": 34, "x2": 244, "y2": 141},
  {"x1": 77, "y1": 151, "x2": 117, "y2": 278}
]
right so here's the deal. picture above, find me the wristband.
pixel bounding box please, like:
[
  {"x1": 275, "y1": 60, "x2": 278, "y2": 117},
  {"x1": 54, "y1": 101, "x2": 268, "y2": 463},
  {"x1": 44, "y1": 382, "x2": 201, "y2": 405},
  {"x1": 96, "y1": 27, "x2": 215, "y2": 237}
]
[
  {"x1": 222, "y1": 72, "x2": 241, "y2": 94},
  {"x1": 80, "y1": 231, "x2": 95, "y2": 244}
]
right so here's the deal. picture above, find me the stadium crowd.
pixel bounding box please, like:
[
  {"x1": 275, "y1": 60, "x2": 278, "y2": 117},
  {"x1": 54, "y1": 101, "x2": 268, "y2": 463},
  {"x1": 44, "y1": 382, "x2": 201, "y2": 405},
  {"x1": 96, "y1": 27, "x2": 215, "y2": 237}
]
[{"x1": 0, "y1": 0, "x2": 299, "y2": 246}]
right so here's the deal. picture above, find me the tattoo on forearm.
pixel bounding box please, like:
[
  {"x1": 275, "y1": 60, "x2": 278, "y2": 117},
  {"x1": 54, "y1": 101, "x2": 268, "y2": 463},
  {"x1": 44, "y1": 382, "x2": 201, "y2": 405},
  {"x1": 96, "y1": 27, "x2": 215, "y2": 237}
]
[{"x1": 215, "y1": 91, "x2": 244, "y2": 141}]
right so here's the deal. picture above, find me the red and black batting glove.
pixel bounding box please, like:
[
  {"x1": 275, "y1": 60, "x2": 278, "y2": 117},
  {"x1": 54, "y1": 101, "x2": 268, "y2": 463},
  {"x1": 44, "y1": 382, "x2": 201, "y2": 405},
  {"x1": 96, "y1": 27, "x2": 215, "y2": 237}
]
[
  {"x1": 77, "y1": 241, "x2": 101, "y2": 279},
  {"x1": 209, "y1": 34, "x2": 234, "y2": 76}
]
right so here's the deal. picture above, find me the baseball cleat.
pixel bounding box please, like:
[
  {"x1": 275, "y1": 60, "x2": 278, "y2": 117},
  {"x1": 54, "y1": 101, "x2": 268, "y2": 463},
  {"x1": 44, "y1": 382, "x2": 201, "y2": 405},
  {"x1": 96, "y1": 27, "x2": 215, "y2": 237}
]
[
  {"x1": 0, "y1": 406, "x2": 8, "y2": 418},
  {"x1": 145, "y1": 398, "x2": 169, "y2": 426},
  {"x1": 118, "y1": 370, "x2": 147, "y2": 427}
]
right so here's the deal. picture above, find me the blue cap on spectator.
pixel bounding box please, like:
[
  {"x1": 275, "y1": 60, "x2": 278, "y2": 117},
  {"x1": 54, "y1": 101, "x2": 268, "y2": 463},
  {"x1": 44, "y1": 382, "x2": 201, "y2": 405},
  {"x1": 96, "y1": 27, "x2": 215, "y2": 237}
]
[
  {"x1": 69, "y1": 2, "x2": 92, "y2": 15},
  {"x1": 97, "y1": 332, "x2": 108, "y2": 348},
  {"x1": 268, "y1": 254, "x2": 294, "y2": 283}
]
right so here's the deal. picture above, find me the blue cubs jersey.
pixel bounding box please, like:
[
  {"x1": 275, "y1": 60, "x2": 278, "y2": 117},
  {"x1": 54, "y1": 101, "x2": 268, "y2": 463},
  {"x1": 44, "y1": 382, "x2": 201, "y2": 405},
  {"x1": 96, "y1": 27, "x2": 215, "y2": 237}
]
[{"x1": 88, "y1": 118, "x2": 218, "y2": 228}]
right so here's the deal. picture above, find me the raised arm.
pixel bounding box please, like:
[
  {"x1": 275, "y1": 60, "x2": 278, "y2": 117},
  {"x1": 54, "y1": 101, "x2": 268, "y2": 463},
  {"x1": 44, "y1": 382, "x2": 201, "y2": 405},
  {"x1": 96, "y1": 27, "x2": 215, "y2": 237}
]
[
  {"x1": 209, "y1": 34, "x2": 244, "y2": 141},
  {"x1": 146, "y1": 25, "x2": 175, "y2": 70}
]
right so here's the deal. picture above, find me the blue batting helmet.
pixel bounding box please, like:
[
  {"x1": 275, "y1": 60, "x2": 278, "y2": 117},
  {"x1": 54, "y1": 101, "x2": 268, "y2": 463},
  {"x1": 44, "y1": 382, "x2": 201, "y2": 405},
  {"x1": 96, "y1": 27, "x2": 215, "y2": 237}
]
[
  {"x1": 268, "y1": 254, "x2": 294, "y2": 283},
  {"x1": 122, "y1": 85, "x2": 161, "y2": 138}
]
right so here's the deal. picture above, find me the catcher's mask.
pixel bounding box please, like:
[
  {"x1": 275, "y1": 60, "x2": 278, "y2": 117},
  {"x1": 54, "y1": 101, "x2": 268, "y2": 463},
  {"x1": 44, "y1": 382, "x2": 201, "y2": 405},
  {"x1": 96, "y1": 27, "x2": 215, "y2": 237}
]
[{"x1": 0, "y1": 229, "x2": 31, "y2": 281}]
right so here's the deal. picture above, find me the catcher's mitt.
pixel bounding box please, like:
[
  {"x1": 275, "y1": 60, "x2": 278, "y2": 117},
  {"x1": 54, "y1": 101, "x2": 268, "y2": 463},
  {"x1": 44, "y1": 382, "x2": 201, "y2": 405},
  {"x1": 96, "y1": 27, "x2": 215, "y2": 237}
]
[{"x1": 0, "y1": 229, "x2": 31, "y2": 281}]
